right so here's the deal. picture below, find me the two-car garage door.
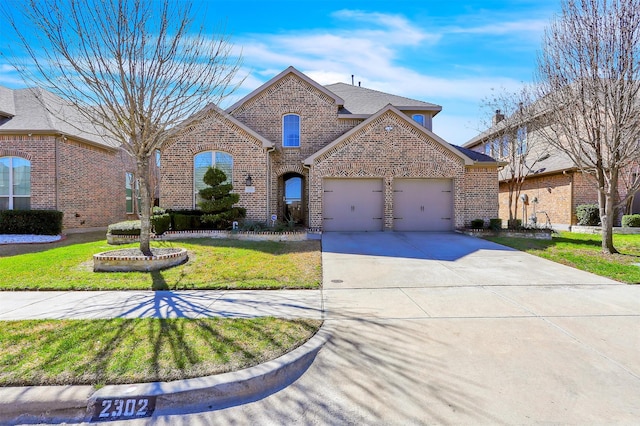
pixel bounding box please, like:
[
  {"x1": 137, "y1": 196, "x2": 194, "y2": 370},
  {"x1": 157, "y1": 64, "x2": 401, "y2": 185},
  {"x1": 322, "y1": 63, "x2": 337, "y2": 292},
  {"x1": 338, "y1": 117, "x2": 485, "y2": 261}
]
[{"x1": 323, "y1": 178, "x2": 453, "y2": 231}]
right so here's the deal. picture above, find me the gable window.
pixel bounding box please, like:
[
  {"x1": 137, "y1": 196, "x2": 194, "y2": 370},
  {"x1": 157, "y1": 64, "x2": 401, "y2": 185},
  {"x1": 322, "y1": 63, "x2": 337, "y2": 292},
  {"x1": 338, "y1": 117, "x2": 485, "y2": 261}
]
[
  {"x1": 0, "y1": 156, "x2": 31, "y2": 210},
  {"x1": 283, "y1": 114, "x2": 300, "y2": 147},
  {"x1": 412, "y1": 114, "x2": 425, "y2": 126},
  {"x1": 194, "y1": 151, "x2": 233, "y2": 207}
]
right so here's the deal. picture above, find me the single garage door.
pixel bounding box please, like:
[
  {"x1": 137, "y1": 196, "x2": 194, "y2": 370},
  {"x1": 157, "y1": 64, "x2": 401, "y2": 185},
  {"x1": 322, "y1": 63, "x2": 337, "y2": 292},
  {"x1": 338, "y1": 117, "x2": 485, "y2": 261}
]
[
  {"x1": 393, "y1": 178, "x2": 453, "y2": 231},
  {"x1": 323, "y1": 178, "x2": 384, "y2": 231}
]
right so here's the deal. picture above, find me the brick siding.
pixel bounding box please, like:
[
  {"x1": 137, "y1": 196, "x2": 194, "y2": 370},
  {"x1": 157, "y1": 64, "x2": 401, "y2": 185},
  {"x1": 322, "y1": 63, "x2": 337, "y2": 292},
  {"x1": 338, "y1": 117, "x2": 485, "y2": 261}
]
[
  {"x1": 160, "y1": 108, "x2": 269, "y2": 222},
  {"x1": 1, "y1": 135, "x2": 127, "y2": 230}
]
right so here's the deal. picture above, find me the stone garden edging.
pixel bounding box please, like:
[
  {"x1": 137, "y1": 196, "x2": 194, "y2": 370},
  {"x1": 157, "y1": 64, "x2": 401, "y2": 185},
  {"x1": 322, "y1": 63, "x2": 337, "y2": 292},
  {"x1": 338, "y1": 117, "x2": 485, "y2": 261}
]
[{"x1": 107, "y1": 230, "x2": 309, "y2": 245}]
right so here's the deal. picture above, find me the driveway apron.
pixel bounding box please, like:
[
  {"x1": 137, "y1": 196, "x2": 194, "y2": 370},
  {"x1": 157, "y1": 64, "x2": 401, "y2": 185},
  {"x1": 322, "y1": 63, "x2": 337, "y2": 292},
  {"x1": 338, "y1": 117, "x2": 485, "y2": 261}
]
[{"x1": 122, "y1": 231, "x2": 640, "y2": 425}]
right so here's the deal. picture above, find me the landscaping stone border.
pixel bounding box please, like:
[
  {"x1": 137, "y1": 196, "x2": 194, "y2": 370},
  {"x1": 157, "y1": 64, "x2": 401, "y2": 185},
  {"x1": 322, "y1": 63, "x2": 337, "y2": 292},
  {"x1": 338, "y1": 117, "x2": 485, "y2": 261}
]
[
  {"x1": 93, "y1": 248, "x2": 188, "y2": 272},
  {"x1": 458, "y1": 228, "x2": 553, "y2": 240},
  {"x1": 107, "y1": 230, "x2": 309, "y2": 245},
  {"x1": 571, "y1": 226, "x2": 640, "y2": 235}
]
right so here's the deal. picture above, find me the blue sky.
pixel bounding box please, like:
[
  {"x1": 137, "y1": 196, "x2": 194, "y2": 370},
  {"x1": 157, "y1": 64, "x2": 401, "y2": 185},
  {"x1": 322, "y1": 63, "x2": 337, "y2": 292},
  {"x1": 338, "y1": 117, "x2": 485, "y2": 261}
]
[{"x1": 0, "y1": 0, "x2": 560, "y2": 144}]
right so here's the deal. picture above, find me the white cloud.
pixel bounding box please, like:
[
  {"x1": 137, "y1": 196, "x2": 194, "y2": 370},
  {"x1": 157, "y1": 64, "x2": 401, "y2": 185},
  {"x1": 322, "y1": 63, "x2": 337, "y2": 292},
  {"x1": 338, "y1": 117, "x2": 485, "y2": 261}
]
[{"x1": 447, "y1": 19, "x2": 548, "y2": 35}]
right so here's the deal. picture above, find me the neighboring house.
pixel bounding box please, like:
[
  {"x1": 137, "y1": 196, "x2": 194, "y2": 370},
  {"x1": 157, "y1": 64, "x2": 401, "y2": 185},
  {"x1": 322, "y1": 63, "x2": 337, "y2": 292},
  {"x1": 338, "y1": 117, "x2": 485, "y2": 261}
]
[
  {"x1": 0, "y1": 85, "x2": 132, "y2": 230},
  {"x1": 463, "y1": 111, "x2": 640, "y2": 230},
  {"x1": 161, "y1": 66, "x2": 501, "y2": 232}
]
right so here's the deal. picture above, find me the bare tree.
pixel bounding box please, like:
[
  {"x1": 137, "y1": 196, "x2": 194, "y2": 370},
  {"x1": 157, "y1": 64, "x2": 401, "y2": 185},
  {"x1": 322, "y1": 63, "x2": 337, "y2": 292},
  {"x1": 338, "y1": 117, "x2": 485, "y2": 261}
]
[
  {"x1": 3, "y1": 0, "x2": 242, "y2": 255},
  {"x1": 535, "y1": 0, "x2": 640, "y2": 254},
  {"x1": 479, "y1": 86, "x2": 550, "y2": 228}
]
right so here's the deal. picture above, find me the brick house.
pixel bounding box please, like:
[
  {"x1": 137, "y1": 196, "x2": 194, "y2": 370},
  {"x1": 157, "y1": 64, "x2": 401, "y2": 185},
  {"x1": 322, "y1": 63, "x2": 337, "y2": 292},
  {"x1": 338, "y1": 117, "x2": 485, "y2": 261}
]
[
  {"x1": 161, "y1": 66, "x2": 501, "y2": 231},
  {"x1": 0, "y1": 86, "x2": 132, "y2": 230},
  {"x1": 463, "y1": 112, "x2": 640, "y2": 230}
]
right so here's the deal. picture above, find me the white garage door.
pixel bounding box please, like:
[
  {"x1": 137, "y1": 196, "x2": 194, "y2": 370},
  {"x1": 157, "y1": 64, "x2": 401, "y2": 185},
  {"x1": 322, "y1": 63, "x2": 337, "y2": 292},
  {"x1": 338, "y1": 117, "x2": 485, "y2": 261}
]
[
  {"x1": 323, "y1": 178, "x2": 384, "y2": 231},
  {"x1": 393, "y1": 178, "x2": 453, "y2": 231}
]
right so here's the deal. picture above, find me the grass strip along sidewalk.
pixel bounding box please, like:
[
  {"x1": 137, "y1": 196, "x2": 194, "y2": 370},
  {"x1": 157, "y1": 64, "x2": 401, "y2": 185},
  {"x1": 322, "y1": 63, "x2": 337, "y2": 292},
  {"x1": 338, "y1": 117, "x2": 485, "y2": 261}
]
[
  {"x1": 0, "y1": 234, "x2": 322, "y2": 387},
  {"x1": 0, "y1": 318, "x2": 321, "y2": 387},
  {"x1": 485, "y1": 232, "x2": 640, "y2": 284}
]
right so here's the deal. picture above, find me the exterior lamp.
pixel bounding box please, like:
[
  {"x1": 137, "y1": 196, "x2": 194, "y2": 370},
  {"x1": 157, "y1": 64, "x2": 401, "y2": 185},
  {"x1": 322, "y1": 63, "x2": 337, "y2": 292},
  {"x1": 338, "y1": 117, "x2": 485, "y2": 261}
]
[{"x1": 245, "y1": 174, "x2": 253, "y2": 186}]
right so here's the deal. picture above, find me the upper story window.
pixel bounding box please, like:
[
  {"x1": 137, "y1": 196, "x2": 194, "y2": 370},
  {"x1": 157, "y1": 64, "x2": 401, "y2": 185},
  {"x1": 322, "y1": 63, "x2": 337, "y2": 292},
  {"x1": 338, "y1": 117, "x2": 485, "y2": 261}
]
[
  {"x1": 516, "y1": 126, "x2": 528, "y2": 155},
  {"x1": 283, "y1": 114, "x2": 300, "y2": 147},
  {"x1": 0, "y1": 156, "x2": 31, "y2": 210},
  {"x1": 412, "y1": 114, "x2": 425, "y2": 126},
  {"x1": 193, "y1": 151, "x2": 233, "y2": 207}
]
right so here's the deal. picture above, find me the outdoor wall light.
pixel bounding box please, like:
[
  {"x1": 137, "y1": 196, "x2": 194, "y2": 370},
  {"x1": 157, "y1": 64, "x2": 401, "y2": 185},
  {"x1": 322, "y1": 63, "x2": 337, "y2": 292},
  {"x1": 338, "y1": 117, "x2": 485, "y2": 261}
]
[{"x1": 245, "y1": 174, "x2": 253, "y2": 186}]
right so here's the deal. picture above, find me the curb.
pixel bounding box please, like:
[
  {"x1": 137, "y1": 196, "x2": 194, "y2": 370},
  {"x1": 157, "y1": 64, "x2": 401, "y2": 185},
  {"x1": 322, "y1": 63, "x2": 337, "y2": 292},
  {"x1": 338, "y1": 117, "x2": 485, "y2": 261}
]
[{"x1": 0, "y1": 322, "x2": 331, "y2": 425}]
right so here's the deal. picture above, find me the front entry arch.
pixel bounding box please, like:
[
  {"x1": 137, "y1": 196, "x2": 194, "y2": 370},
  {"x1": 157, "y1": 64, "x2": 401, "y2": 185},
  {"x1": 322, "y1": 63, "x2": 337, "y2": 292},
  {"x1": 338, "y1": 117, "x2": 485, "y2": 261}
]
[{"x1": 282, "y1": 172, "x2": 305, "y2": 225}]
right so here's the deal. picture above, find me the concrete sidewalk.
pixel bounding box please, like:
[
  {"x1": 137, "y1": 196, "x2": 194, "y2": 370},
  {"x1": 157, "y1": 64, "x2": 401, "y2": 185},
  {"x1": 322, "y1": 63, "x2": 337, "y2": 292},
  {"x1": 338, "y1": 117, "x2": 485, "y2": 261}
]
[{"x1": 0, "y1": 290, "x2": 323, "y2": 320}]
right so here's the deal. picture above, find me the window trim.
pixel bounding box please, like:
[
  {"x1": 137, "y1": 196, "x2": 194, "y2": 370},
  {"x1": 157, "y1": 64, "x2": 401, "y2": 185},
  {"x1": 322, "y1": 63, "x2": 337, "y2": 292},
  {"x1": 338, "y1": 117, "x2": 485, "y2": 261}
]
[
  {"x1": 0, "y1": 156, "x2": 31, "y2": 210},
  {"x1": 193, "y1": 150, "x2": 233, "y2": 208},
  {"x1": 282, "y1": 114, "x2": 301, "y2": 148},
  {"x1": 412, "y1": 114, "x2": 425, "y2": 126}
]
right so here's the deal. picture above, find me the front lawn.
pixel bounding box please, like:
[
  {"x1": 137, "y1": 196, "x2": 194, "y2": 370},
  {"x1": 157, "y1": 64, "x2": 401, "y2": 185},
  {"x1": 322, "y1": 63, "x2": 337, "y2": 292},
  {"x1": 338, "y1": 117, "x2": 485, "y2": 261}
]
[
  {"x1": 485, "y1": 232, "x2": 640, "y2": 284},
  {"x1": 0, "y1": 317, "x2": 321, "y2": 386},
  {"x1": 0, "y1": 237, "x2": 321, "y2": 290}
]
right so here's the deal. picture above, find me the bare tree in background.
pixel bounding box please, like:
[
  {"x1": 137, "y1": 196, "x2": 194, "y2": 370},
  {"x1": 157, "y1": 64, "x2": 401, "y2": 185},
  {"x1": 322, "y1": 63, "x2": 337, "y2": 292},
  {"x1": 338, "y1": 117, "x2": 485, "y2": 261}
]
[
  {"x1": 480, "y1": 86, "x2": 550, "y2": 228},
  {"x1": 536, "y1": 0, "x2": 640, "y2": 254},
  {"x1": 3, "y1": 0, "x2": 242, "y2": 255}
]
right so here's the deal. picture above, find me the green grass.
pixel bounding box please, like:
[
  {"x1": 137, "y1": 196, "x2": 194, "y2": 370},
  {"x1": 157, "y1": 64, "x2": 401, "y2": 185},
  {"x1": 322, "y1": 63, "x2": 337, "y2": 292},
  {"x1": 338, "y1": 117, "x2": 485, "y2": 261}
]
[
  {"x1": 0, "y1": 318, "x2": 321, "y2": 386},
  {"x1": 485, "y1": 232, "x2": 640, "y2": 284},
  {"x1": 0, "y1": 237, "x2": 321, "y2": 290}
]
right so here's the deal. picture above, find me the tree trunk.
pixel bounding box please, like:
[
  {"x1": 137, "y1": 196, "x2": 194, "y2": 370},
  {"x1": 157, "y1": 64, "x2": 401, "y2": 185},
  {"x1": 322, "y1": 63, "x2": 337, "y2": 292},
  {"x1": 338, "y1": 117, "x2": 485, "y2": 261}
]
[
  {"x1": 137, "y1": 159, "x2": 152, "y2": 256},
  {"x1": 598, "y1": 174, "x2": 618, "y2": 254}
]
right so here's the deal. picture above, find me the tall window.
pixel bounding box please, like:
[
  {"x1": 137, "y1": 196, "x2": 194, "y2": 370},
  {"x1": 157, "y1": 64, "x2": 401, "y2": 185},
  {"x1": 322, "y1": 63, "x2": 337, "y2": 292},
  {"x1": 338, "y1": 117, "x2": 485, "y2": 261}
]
[
  {"x1": 125, "y1": 172, "x2": 139, "y2": 214},
  {"x1": 194, "y1": 151, "x2": 233, "y2": 207},
  {"x1": 516, "y1": 126, "x2": 527, "y2": 155},
  {"x1": 283, "y1": 114, "x2": 300, "y2": 147},
  {"x1": 0, "y1": 156, "x2": 31, "y2": 210},
  {"x1": 412, "y1": 114, "x2": 425, "y2": 126}
]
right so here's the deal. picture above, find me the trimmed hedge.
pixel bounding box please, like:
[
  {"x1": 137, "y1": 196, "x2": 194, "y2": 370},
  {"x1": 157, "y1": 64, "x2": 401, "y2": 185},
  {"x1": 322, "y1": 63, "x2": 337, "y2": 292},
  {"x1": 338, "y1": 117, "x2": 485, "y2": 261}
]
[
  {"x1": 622, "y1": 214, "x2": 640, "y2": 227},
  {"x1": 107, "y1": 220, "x2": 141, "y2": 236},
  {"x1": 489, "y1": 218, "x2": 502, "y2": 230},
  {"x1": 470, "y1": 219, "x2": 485, "y2": 229},
  {"x1": 0, "y1": 210, "x2": 63, "y2": 235},
  {"x1": 151, "y1": 213, "x2": 171, "y2": 235},
  {"x1": 576, "y1": 204, "x2": 600, "y2": 226}
]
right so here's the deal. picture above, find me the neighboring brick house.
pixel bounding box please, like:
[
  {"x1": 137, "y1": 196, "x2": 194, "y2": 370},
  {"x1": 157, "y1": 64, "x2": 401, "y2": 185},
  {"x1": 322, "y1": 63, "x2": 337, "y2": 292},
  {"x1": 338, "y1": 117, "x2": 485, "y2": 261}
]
[
  {"x1": 463, "y1": 112, "x2": 640, "y2": 230},
  {"x1": 161, "y1": 66, "x2": 501, "y2": 231},
  {"x1": 0, "y1": 85, "x2": 132, "y2": 230}
]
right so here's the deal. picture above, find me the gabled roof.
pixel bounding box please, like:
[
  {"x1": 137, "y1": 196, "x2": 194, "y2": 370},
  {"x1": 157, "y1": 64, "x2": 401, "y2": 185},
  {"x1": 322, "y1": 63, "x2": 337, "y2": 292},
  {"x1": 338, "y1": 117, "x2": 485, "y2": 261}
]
[
  {"x1": 305, "y1": 104, "x2": 493, "y2": 166},
  {"x1": 325, "y1": 82, "x2": 442, "y2": 117},
  {"x1": 0, "y1": 86, "x2": 119, "y2": 150},
  {"x1": 169, "y1": 102, "x2": 273, "y2": 149},
  {"x1": 227, "y1": 66, "x2": 344, "y2": 113}
]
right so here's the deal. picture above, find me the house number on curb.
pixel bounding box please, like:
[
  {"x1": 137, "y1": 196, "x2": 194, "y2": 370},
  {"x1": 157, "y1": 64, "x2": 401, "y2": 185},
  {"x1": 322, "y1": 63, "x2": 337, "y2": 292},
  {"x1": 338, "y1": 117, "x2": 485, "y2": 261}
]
[{"x1": 91, "y1": 396, "x2": 156, "y2": 422}]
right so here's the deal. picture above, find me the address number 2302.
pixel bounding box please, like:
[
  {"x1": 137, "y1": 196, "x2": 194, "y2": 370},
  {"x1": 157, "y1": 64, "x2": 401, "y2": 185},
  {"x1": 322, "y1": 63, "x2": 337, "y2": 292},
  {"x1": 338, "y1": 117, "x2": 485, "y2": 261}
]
[{"x1": 93, "y1": 396, "x2": 156, "y2": 421}]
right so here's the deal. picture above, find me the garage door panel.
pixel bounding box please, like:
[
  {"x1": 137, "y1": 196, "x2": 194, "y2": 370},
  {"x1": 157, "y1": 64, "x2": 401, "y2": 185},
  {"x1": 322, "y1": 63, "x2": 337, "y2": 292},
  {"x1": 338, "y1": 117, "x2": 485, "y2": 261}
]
[
  {"x1": 323, "y1": 179, "x2": 383, "y2": 232},
  {"x1": 393, "y1": 178, "x2": 453, "y2": 231}
]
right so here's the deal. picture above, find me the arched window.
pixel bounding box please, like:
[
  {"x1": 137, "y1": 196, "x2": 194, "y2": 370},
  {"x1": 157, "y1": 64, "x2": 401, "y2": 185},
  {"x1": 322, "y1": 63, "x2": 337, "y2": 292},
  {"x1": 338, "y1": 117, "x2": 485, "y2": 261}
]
[
  {"x1": 193, "y1": 151, "x2": 233, "y2": 207},
  {"x1": 283, "y1": 114, "x2": 300, "y2": 147},
  {"x1": 0, "y1": 156, "x2": 31, "y2": 210}
]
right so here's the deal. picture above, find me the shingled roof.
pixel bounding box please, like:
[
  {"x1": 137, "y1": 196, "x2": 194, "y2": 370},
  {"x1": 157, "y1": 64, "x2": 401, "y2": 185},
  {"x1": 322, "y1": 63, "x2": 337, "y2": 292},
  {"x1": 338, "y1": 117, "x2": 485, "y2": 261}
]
[
  {"x1": 324, "y1": 82, "x2": 442, "y2": 116},
  {"x1": 0, "y1": 86, "x2": 119, "y2": 150}
]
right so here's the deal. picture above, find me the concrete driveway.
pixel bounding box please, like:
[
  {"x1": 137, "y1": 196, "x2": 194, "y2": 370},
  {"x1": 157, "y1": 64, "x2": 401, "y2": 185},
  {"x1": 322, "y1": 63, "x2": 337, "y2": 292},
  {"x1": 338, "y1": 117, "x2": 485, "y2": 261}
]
[{"x1": 101, "y1": 232, "x2": 640, "y2": 425}]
